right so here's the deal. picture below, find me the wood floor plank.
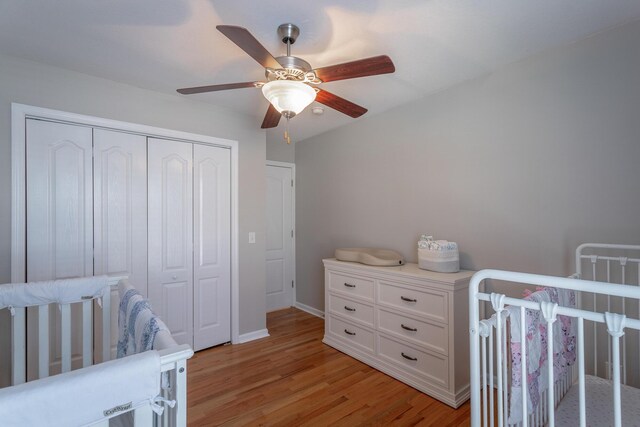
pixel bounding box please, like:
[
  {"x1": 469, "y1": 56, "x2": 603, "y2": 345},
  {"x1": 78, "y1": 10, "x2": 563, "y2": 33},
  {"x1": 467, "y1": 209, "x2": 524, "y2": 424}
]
[{"x1": 187, "y1": 308, "x2": 470, "y2": 426}]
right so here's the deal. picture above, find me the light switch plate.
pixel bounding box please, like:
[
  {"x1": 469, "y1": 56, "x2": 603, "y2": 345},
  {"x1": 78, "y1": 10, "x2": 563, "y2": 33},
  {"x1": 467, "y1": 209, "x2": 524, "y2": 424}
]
[{"x1": 248, "y1": 232, "x2": 256, "y2": 244}]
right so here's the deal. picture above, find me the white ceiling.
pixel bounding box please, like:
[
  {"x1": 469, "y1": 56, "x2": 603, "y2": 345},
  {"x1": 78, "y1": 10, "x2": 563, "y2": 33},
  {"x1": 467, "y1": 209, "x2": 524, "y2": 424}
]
[{"x1": 1, "y1": 1, "x2": 639, "y2": 142}]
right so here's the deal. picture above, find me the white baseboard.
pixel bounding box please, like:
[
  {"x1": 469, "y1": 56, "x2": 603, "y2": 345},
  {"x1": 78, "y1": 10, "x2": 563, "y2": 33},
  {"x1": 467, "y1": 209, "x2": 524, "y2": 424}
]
[
  {"x1": 294, "y1": 302, "x2": 324, "y2": 319},
  {"x1": 237, "y1": 328, "x2": 270, "y2": 344}
]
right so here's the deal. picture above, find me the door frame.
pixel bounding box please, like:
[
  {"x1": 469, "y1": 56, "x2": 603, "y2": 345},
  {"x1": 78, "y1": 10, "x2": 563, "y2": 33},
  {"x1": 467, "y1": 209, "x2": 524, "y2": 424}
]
[
  {"x1": 266, "y1": 160, "x2": 296, "y2": 307},
  {"x1": 11, "y1": 103, "x2": 242, "y2": 344}
]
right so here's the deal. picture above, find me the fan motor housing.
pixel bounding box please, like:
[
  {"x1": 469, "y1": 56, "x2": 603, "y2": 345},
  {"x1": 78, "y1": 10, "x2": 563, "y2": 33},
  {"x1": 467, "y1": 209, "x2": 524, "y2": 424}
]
[
  {"x1": 276, "y1": 56, "x2": 311, "y2": 73},
  {"x1": 265, "y1": 56, "x2": 314, "y2": 82}
]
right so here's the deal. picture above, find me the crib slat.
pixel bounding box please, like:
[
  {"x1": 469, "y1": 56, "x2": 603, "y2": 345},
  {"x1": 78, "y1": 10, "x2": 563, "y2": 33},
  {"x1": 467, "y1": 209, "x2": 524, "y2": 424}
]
[
  {"x1": 82, "y1": 300, "x2": 92, "y2": 368},
  {"x1": 11, "y1": 307, "x2": 26, "y2": 385},
  {"x1": 495, "y1": 314, "x2": 504, "y2": 427},
  {"x1": 102, "y1": 287, "x2": 111, "y2": 362},
  {"x1": 607, "y1": 260, "x2": 612, "y2": 380},
  {"x1": 501, "y1": 320, "x2": 508, "y2": 426},
  {"x1": 605, "y1": 313, "x2": 625, "y2": 427},
  {"x1": 38, "y1": 305, "x2": 50, "y2": 378},
  {"x1": 520, "y1": 307, "x2": 528, "y2": 427},
  {"x1": 489, "y1": 330, "x2": 495, "y2": 427},
  {"x1": 60, "y1": 303, "x2": 72, "y2": 373},
  {"x1": 175, "y1": 359, "x2": 188, "y2": 427},
  {"x1": 620, "y1": 259, "x2": 627, "y2": 385},
  {"x1": 577, "y1": 317, "x2": 586, "y2": 427},
  {"x1": 540, "y1": 302, "x2": 557, "y2": 427},
  {"x1": 481, "y1": 335, "x2": 488, "y2": 427},
  {"x1": 612, "y1": 337, "x2": 622, "y2": 427}
]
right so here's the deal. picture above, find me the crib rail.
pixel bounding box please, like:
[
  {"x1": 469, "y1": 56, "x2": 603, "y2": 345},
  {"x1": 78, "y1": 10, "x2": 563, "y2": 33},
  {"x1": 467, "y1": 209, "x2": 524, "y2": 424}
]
[{"x1": 470, "y1": 269, "x2": 640, "y2": 427}]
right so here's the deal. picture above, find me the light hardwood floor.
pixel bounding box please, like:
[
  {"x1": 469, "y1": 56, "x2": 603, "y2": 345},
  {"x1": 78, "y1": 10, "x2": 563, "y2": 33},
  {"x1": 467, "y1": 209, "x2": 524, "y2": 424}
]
[{"x1": 188, "y1": 308, "x2": 471, "y2": 426}]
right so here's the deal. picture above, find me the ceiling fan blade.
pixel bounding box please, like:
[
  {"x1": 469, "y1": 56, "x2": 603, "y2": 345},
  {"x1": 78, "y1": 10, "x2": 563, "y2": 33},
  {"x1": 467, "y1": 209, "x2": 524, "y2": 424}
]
[
  {"x1": 261, "y1": 104, "x2": 281, "y2": 129},
  {"x1": 315, "y1": 89, "x2": 367, "y2": 118},
  {"x1": 177, "y1": 81, "x2": 259, "y2": 95},
  {"x1": 314, "y1": 55, "x2": 395, "y2": 83},
  {"x1": 217, "y1": 25, "x2": 281, "y2": 70}
]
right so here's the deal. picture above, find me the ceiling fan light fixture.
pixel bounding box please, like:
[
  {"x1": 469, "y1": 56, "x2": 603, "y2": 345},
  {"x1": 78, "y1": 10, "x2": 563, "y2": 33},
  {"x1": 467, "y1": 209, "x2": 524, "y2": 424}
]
[{"x1": 261, "y1": 80, "x2": 316, "y2": 118}]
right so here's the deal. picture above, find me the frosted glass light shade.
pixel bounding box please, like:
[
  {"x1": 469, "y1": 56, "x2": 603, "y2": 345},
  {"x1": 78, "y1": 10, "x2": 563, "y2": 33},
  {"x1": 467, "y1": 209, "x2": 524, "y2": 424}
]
[{"x1": 261, "y1": 80, "x2": 316, "y2": 116}]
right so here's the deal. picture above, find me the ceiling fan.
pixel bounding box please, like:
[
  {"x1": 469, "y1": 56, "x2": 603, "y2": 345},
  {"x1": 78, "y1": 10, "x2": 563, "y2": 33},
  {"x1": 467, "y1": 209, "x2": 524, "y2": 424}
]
[{"x1": 177, "y1": 23, "x2": 396, "y2": 131}]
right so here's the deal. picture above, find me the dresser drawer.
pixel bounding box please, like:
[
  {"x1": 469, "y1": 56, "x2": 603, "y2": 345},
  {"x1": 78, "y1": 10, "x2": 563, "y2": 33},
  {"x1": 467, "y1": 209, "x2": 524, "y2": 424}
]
[
  {"x1": 328, "y1": 293, "x2": 374, "y2": 327},
  {"x1": 377, "y1": 308, "x2": 448, "y2": 355},
  {"x1": 327, "y1": 314, "x2": 375, "y2": 353},
  {"x1": 378, "y1": 334, "x2": 449, "y2": 388},
  {"x1": 328, "y1": 271, "x2": 374, "y2": 301},
  {"x1": 378, "y1": 281, "x2": 448, "y2": 322}
]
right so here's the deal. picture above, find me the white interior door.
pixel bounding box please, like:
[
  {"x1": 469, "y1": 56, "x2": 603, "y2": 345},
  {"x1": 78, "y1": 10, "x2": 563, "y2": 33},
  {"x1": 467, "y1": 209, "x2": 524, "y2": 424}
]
[
  {"x1": 148, "y1": 138, "x2": 193, "y2": 347},
  {"x1": 266, "y1": 164, "x2": 294, "y2": 312},
  {"x1": 93, "y1": 128, "x2": 147, "y2": 360},
  {"x1": 25, "y1": 119, "x2": 93, "y2": 378},
  {"x1": 193, "y1": 144, "x2": 231, "y2": 350}
]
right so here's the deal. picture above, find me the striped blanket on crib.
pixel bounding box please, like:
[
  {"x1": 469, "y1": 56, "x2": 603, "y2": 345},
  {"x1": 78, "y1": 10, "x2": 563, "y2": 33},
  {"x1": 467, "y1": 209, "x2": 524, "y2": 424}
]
[{"x1": 117, "y1": 284, "x2": 169, "y2": 358}]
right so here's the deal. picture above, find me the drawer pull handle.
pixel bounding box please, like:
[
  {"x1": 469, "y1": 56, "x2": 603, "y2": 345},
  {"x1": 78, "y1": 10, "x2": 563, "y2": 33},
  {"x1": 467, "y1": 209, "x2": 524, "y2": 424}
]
[
  {"x1": 401, "y1": 324, "x2": 417, "y2": 332},
  {"x1": 344, "y1": 306, "x2": 356, "y2": 312},
  {"x1": 400, "y1": 296, "x2": 417, "y2": 303},
  {"x1": 344, "y1": 329, "x2": 356, "y2": 336},
  {"x1": 344, "y1": 283, "x2": 356, "y2": 288},
  {"x1": 401, "y1": 352, "x2": 417, "y2": 361}
]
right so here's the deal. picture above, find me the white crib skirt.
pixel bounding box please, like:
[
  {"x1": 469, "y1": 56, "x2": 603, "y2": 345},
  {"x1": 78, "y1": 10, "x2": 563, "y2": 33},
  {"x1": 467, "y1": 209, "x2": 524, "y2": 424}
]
[{"x1": 554, "y1": 375, "x2": 640, "y2": 427}]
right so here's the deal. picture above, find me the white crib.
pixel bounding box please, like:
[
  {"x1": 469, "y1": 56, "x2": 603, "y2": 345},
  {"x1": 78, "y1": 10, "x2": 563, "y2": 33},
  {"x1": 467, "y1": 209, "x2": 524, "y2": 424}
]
[
  {"x1": 470, "y1": 243, "x2": 640, "y2": 427},
  {"x1": 0, "y1": 276, "x2": 194, "y2": 426}
]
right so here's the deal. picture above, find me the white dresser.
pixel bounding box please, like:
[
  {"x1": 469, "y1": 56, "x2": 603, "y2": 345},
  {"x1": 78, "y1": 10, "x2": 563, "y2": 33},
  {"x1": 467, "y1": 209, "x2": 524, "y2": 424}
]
[{"x1": 322, "y1": 258, "x2": 475, "y2": 408}]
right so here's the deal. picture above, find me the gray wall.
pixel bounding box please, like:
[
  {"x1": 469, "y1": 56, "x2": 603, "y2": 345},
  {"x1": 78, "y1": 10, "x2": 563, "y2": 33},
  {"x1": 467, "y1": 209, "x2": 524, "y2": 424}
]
[
  {"x1": 295, "y1": 20, "x2": 640, "y2": 311},
  {"x1": 266, "y1": 134, "x2": 295, "y2": 163},
  {"x1": 0, "y1": 54, "x2": 267, "y2": 384}
]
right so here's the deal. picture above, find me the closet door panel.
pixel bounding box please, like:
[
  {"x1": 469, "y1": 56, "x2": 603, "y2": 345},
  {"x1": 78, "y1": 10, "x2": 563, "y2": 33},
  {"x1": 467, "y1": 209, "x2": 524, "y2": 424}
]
[
  {"x1": 26, "y1": 119, "x2": 93, "y2": 281},
  {"x1": 25, "y1": 119, "x2": 93, "y2": 378},
  {"x1": 193, "y1": 144, "x2": 231, "y2": 350},
  {"x1": 93, "y1": 129, "x2": 147, "y2": 360},
  {"x1": 148, "y1": 138, "x2": 193, "y2": 346}
]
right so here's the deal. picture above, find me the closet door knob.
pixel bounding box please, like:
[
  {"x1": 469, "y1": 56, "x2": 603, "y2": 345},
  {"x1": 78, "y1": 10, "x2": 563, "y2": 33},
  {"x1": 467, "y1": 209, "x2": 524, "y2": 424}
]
[{"x1": 172, "y1": 275, "x2": 178, "y2": 280}]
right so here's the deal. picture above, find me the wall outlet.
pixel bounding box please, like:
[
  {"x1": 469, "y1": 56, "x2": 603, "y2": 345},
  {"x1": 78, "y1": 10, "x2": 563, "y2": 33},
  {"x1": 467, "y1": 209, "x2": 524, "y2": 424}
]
[{"x1": 248, "y1": 232, "x2": 256, "y2": 244}]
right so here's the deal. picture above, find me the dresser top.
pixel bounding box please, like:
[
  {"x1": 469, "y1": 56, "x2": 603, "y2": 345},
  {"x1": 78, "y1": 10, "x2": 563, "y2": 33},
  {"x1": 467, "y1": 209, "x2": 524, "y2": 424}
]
[{"x1": 323, "y1": 258, "x2": 475, "y2": 285}]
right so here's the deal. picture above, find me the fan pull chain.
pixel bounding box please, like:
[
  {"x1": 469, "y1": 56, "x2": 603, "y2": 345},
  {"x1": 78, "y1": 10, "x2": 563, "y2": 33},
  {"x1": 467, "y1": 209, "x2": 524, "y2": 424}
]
[{"x1": 284, "y1": 116, "x2": 291, "y2": 144}]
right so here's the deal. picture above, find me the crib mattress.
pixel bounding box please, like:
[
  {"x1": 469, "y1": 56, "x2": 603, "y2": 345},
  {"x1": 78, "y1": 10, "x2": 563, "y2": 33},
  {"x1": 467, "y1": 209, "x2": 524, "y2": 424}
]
[{"x1": 554, "y1": 375, "x2": 640, "y2": 426}]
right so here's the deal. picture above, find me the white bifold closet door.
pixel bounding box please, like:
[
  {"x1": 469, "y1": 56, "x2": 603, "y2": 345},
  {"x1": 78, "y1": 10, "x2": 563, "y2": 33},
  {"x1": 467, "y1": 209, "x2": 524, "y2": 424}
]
[
  {"x1": 192, "y1": 144, "x2": 231, "y2": 350},
  {"x1": 148, "y1": 139, "x2": 230, "y2": 350},
  {"x1": 25, "y1": 119, "x2": 93, "y2": 378},
  {"x1": 93, "y1": 128, "x2": 147, "y2": 360},
  {"x1": 148, "y1": 138, "x2": 194, "y2": 347},
  {"x1": 25, "y1": 119, "x2": 231, "y2": 361}
]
